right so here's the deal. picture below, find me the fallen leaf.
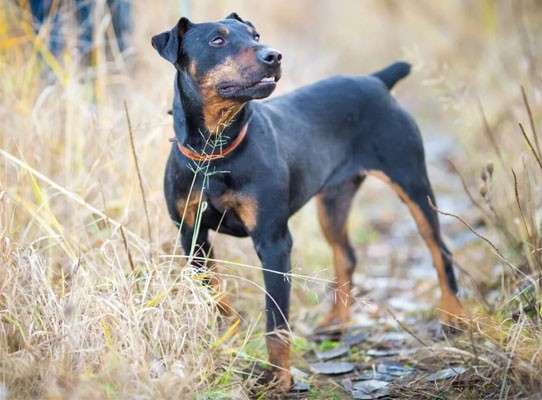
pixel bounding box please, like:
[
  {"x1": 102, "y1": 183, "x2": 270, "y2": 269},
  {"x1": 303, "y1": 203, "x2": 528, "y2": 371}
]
[
  {"x1": 352, "y1": 379, "x2": 390, "y2": 399},
  {"x1": 341, "y1": 377, "x2": 353, "y2": 391},
  {"x1": 291, "y1": 378, "x2": 311, "y2": 392},
  {"x1": 358, "y1": 371, "x2": 394, "y2": 382},
  {"x1": 353, "y1": 379, "x2": 389, "y2": 392},
  {"x1": 425, "y1": 367, "x2": 466, "y2": 382},
  {"x1": 379, "y1": 332, "x2": 410, "y2": 342},
  {"x1": 352, "y1": 390, "x2": 389, "y2": 400},
  {"x1": 342, "y1": 330, "x2": 368, "y2": 346},
  {"x1": 309, "y1": 361, "x2": 355, "y2": 375},
  {"x1": 316, "y1": 343, "x2": 350, "y2": 360},
  {"x1": 376, "y1": 361, "x2": 413, "y2": 377},
  {"x1": 367, "y1": 349, "x2": 399, "y2": 357}
]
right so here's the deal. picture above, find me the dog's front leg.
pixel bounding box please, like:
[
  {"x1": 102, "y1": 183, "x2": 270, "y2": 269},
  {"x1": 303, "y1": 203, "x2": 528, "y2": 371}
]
[
  {"x1": 180, "y1": 226, "x2": 233, "y2": 316},
  {"x1": 252, "y1": 227, "x2": 293, "y2": 391}
]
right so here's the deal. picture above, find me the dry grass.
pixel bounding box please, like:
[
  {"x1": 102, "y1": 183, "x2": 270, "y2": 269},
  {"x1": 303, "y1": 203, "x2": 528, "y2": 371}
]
[
  {"x1": 1, "y1": 0, "x2": 541, "y2": 398},
  {"x1": 0, "y1": 202, "x2": 230, "y2": 398},
  {"x1": 0, "y1": 1, "x2": 246, "y2": 398}
]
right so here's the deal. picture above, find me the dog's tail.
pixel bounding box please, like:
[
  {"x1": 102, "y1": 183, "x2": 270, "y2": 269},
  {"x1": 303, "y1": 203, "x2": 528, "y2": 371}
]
[{"x1": 372, "y1": 61, "x2": 411, "y2": 90}]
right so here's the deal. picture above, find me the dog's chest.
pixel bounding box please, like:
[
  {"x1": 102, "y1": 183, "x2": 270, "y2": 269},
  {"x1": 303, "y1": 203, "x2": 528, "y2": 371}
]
[{"x1": 175, "y1": 187, "x2": 257, "y2": 235}]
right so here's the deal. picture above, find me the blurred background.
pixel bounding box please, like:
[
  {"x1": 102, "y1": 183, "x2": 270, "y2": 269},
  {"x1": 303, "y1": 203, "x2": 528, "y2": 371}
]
[{"x1": 0, "y1": 1, "x2": 541, "y2": 398}]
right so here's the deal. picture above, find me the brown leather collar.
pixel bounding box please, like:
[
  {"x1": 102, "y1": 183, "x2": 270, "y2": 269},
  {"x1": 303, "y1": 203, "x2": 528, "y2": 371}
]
[{"x1": 172, "y1": 123, "x2": 248, "y2": 162}]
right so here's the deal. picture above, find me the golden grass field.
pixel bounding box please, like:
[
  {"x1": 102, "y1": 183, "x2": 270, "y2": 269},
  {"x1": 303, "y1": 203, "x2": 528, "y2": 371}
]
[{"x1": 1, "y1": 0, "x2": 541, "y2": 398}]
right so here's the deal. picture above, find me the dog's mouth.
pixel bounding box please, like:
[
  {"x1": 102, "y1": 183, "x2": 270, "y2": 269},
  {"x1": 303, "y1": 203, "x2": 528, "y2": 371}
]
[{"x1": 218, "y1": 72, "x2": 281, "y2": 98}]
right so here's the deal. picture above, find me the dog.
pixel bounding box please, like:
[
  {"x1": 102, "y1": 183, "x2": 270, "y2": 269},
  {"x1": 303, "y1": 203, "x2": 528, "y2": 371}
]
[{"x1": 152, "y1": 13, "x2": 464, "y2": 391}]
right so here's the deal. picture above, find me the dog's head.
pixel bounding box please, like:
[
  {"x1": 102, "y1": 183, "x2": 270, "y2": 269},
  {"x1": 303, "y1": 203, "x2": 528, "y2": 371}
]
[{"x1": 152, "y1": 13, "x2": 282, "y2": 104}]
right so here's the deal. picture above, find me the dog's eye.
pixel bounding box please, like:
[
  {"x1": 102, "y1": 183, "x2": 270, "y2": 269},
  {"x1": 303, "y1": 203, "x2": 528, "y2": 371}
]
[
  {"x1": 210, "y1": 36, "x2": 226, "y2": 47},
  {"x1": 253, "y1": 33, "x2": 260, "y2": 42}
]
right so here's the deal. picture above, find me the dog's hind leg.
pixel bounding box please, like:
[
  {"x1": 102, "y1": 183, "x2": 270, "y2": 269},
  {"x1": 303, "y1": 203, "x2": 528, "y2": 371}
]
[
  {"x1": 316, "y1": 175, "x2": 364, "y2": 331},
  {"x1": 366, "y1": 168, "x2": 464, "y2": 328}
]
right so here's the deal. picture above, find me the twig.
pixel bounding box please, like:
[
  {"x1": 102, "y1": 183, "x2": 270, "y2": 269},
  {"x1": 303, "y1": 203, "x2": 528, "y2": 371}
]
[
  {"x1": 448, "y1": 159, "x2": 491, "y2": 218},
  {"x1": 511, "y1": 169, "x2": 530, "y2": 240},
  {"x1": 387, "y1": 309, "x2": 430, "y2": 348},
  {"x1": 124, "y1": 101, "x2": 154, "y2": 259},
  {"x1": 521, "y1": 86, "x2": 541, "y2": 158},
  {"x1": 119, "y1": 225, "x2": 135, "y2": 273},
  {"x1": 477, "y1": 99, "x2": 507, "y2": 174},
  {"x1": 427, "y1": 196, "x2": 518, "y2": 273},
  {"x1": 437, "y1": 346, "x2": 500, "y2": 369},
  {"x1": 519, "y1": 122, "x2": 542, "y2": 172}
]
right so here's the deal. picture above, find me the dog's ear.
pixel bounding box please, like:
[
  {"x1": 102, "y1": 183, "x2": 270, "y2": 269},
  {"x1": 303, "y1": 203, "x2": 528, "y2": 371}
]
[
  {"x1": 225, "y1": 12, "x2": 255, "y2": 29},
  {"x1": 225, "y1": 12, "x2": 244, "y2": 22},
  {"x1": 152, "y1": 17, "x2": 193, "y2": 65}
]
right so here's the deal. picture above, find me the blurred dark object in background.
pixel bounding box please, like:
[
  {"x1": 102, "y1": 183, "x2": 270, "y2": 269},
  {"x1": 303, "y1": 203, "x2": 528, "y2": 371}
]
[{"x1": 28, "y1": 0, "x2": 132, "y2": 63}]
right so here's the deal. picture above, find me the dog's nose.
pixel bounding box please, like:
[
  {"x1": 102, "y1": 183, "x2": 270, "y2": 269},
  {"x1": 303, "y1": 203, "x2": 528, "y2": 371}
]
[{"x1": 259, "y1": 48, "x2": 282, "y2": 66}]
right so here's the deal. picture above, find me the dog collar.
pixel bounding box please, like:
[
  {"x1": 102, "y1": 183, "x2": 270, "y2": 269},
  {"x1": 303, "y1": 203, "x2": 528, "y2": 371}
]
[{"x1": 173, "y1": 123, "x2": 248, "y2": 162}]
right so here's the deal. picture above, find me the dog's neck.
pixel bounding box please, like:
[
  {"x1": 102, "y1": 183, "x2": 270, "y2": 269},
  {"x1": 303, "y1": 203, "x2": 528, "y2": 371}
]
[{"x1": 173, "y1": 71, "x2": 248, "y2": 150}]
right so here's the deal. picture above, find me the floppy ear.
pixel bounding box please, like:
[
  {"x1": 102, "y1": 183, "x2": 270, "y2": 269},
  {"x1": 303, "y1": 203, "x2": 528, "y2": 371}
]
[{"x1": 151, "y1": 17, "x2": 192, "y2": 64}]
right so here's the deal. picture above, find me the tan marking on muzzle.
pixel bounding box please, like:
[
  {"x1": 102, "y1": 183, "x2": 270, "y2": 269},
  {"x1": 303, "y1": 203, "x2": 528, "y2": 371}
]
[{"x1": 199, "y1": 49, "x2": 258, "y2": 133}]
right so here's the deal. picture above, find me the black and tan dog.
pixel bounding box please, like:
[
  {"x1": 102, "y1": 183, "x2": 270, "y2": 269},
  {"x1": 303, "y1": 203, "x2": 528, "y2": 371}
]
[{"x1": 152, "y1": 13, "x2": 464, "y2": 391}]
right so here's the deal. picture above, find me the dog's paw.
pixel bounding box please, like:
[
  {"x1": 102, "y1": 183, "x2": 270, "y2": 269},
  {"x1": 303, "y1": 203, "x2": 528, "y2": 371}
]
[
  {"x1": 439, "y1": 293, "x2": 469, "y2": 332},
  {"x1": 315, "y1": 309, "x2": 350, "y2": 335}
]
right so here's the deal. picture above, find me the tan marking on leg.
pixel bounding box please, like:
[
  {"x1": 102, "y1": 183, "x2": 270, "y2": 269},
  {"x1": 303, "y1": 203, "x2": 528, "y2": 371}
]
[
  {"x1": 367, "y1": 171, "x2": 465, "y2": 326},
  {"x1": 266, "y1": 334, "x2": 292, "y2": 392},
  {"x1": 220, "y1": 192, "x2": 258, "y2": 231},
  {"x1": 207, "y1": 249, "x2": 234, "y2": 317},
  {"x1": 316, "y1": 195, "x2": 353, "y2": 331},
  {"x1": 319, "y1": 245, "x2": 353, "y2": 329},
  {"x1": 176, "y1": 195, "x2": 236, "y2": 317},
  {"x1": 175, "y1": 192, "x2": 202, "y2": 228},
  {"x1": 316, "y1": 194, "x2": 348, "y2": 243}
]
